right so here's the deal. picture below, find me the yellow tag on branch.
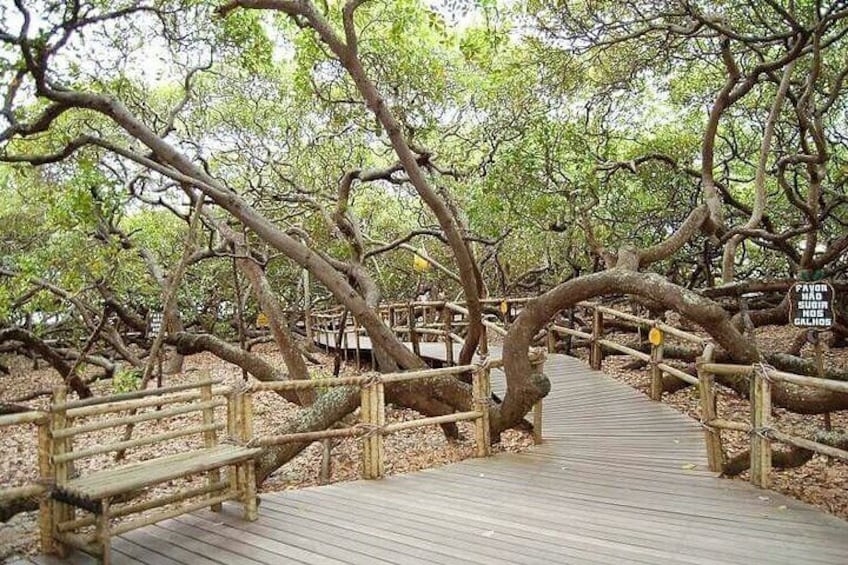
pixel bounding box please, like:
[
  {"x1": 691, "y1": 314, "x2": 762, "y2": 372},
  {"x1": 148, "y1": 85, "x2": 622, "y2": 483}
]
[
  {"x1": 500, "y1": 300, "x2": 509, "y2": 315},
  {"x1": 256, "y1": 312, "x2": 269, "y2": 327},
  {"x1": 648, "y1": 327, "x2": 664, "y2": 346}
]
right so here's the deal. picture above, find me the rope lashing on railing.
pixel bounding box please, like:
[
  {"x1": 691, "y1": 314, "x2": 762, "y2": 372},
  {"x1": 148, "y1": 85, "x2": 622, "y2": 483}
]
[
  {"x1": 756, "y1": 362, "x2": 775, "y2": 383},
  {"x1": 360, "y1": 373, "x2": 383, "y2": 388},
  {"x1": 753, "y1": 426, "x2": 775, "y2": 440},
  {"x1": 234, "y1": 379, "x2": 253, "y2": 394},
  {"x1": 35, "y1": 477, "x2": 56, "y2": 488},
  {"x1": 352, "y1": 422, "x2": 385, "y2": 438},
  {"x1": 473, "y1": 354, "x2": 492, "y2": 373}
]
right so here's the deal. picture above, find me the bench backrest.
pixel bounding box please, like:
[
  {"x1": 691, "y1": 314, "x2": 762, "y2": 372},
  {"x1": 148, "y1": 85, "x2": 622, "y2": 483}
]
[{"x1": 48, "y1": 379, "x2": 232, "y2": 484}]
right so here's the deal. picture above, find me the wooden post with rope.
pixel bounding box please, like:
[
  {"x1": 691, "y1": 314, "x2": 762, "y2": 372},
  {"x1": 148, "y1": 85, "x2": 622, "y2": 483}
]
[
  {"x1": 750, "y1": 363, "x2": 772, "y2": 488},
  {"x1": 442, "y1": 307, "x2": 454, "y2": 365},
  {"x1": 649, "y1": 324, "x2": 664, "y2": 401},
  {"x1": 408, "y1": 303, "x2": 420, "y2": 357},
  {"x1": 590, "y1": 308, "x2": 604, "y2": 370},
  {"x1": 530, "y1": 349, "x2": 546, "y2": 445},
  {"x1": 697, "y1": 344, "x2": 724, "y2": 472},
  {"x1": 472, "y1": 360, "x2": 491, "y2": 457},
  {"x1": 360, "y1": 375, "x2": 385, "y2": 480}
]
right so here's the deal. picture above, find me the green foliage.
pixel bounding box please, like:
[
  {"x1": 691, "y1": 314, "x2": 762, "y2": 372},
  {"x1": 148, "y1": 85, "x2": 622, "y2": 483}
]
[{"x1": 113, "y1": 368, "x2": 143, "y2": 394}]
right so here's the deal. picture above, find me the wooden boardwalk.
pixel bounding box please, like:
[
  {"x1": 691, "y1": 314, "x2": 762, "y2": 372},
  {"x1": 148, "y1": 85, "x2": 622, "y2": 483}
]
[{"x1": 27, "y1": 341, "x2": 848, "y2": 564}]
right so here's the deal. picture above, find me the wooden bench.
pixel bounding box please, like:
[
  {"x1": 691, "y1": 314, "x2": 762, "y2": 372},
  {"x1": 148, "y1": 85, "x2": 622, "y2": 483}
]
[{"x1": 45, "y1": 379, "x2": 261, "y2": 564}]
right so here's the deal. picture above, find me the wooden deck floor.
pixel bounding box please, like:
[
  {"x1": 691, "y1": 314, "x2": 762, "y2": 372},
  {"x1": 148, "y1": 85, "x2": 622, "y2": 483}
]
[{"x1": 28, "y1": 340, "x2": 848, "y2": 564}]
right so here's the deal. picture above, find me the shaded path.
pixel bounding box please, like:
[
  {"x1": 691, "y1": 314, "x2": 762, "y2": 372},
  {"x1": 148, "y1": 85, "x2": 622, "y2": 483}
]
[{"x1": 30, "y1": 341, "x2": 848, "y2": 564}]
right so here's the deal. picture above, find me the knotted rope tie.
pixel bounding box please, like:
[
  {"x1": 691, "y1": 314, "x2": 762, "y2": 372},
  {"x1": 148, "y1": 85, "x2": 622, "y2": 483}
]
[
  {"x1": 473, "y1": 354, "x2": 492, "y2": 373},
  {"x1": 353, "y1": 422, "x2": 385, "y2": 438},
  {"x1": 753, "y1": 426, "x2": 775, "y2": 440},
  {"x1": 360, "y1": 373, "x2": 383, "y2": 388},
  {"x1": 475, "y1": 397, "x2": 497, "y2": 407},
  {"x1": 232, "y1": 379, "x2": 252, "y2": 395},
  {"x1": 36, "y1": 477, "x2": 56, "y2": 488},
  {"x1": 756, "y1": 362, "x2": 775, "y2": 383}
]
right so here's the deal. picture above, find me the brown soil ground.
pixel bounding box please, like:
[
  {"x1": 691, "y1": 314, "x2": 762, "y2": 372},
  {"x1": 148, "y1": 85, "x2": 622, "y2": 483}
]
[
  {"x1": 0, "y1": 346, "x2": 532, "y2": 561},
  {"x1": 571, "y1": 323, "x2": 848, "y2": 522}
]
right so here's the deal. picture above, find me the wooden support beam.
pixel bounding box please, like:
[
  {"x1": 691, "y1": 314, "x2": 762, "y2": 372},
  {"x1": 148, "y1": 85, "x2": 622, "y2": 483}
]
[
  {"x1": 546, "y1": 324, "x2": 556, "y2": 354},
  {"x1": 697, "y1": 346, "x2": 724, "y2": 473},
  {"x1": 200, "y1": 382, "x2": 222, "y2": 512},
  {"x1": 443, "y1": 308, "x2": 454, "y2": 365},
  {"x1": 533, "y1": 401, "x2": 543, "y2": 445},
  {"x1": 750, "y1": 367, "x2": 772, "y2": 488},
  {"x1": 472, "y1": 365, "x2": 491, "y2": 457},
  {"x1": 650, "y1": 331, "x2": 664, "y2": 401},
  {"x1": 409, "y1": 303, "x2": 420, "y2": 357},
  {"x1": 37, "y1": 421, "x2": 54, "y2": 555},
  {"x1": 590, "y1": 309, "x2": 604, "y2": 370}
]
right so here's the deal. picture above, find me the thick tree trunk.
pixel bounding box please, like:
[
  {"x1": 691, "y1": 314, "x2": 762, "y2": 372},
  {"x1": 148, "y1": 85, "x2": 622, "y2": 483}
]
[{"x1": 499, "y1": 270, "x2": 758, "y2": 434}]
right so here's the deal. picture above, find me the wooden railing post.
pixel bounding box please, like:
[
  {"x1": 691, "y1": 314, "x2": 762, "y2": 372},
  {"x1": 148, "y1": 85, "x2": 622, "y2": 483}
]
[
  {"x1": 240, "y1": 389, "x2": 254, "y2": 444},
  {"x1": 590, "y1": 308, "x2": 604, "y2": 370},
  {"x1": 750, "y1": 364, "x2": 772, "y2": 488},
  {"x1": 546, "y1": 323, "x2": 556, "y2": 354},
  {"x1": 697, "y1": 345, "x2": 724, "y2": 472},
  {"x1": 408, "y1": 303, "x2": 420, "y2": 357},
  {"x1": 200, "y1": 382, "x2": 222, "y2": 511},
  {"x1": 37, "y1": 420, "x2": 54, "y2": 554},
  {"x1": 360, "y1": 377, "x2": 385, "y2": 479},
  {"x1": 478, "y1": 324, "x2": 489, "y2": 357},
  {"x1": 320, "y1": 439, "x2": 333, "y2": 484},
  {"x1": 530, "y1": 349, "x2": 546, "y2": 444},
  {"x1": 649, "y1": 324, "x2": 664, "y2": 401},
  {"x1": 50, "y1": 385, "x2": 70, "y2": 557},
  {"x1": 226, "y1": 390, "x2": 240, "y2": 494},
  {"x1": 442, "y1": 307, "x2": 454, "y2": 365},
  {"x1": 239, "y1": 388, "x2": 258, "y2": 520},
  {"x1": 472, "y1": 362, "x2": 492, "y2": 457},
  {"x1": 388, "y1": 306, "x2": 396, "y2": 335}
]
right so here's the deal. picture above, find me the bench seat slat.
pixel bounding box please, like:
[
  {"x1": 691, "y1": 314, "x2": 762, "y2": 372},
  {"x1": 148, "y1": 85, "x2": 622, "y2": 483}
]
[{"x1": 54, "y1": 445, "x2": 261, "y2": 502}]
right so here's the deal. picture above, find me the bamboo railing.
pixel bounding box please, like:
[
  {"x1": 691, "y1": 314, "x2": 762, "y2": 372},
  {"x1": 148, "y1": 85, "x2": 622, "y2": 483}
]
[
  {"x1": 0, "y1": 410, "x2": 51, "y2": 551},
  {"x1": 245, "y1": 356, "x2": 513, "y2": 479},
  {"x1": 306, "y1": 297, "x2": 545, "y2": 445},
  {"x1": 538, "y1": 300, "x2": 847, "y2": 487},
  {"x1": 316, "y1": 296, "x2": 847, "y2": 489},
  {"x1": 698, "y1": 362, "x2": 848, "y2": 488}
]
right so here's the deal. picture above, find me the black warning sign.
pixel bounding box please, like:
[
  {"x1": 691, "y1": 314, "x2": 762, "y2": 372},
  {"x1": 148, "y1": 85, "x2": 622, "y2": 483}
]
[{"x1": 789, "y1": 282, "x2": 834, "y2": 329}]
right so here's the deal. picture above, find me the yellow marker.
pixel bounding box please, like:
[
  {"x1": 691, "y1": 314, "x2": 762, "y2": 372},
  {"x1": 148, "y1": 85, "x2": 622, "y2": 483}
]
[
  {"x1": 256, "y1": 312, "x2": 269, "y2": 327},
  {"x1": 648, "y1": 327, "x2": 663, "y2": 346},
  {"x1": 413, "y1": 252, "x2": 431, "y2": 273},
  {"x1": 500, "y1": 300, "x2": 509, "y2": 315}
]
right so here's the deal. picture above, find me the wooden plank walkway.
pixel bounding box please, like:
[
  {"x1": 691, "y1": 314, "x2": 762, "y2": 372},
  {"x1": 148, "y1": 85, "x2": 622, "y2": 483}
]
[{"x1": 29, "y1": 339, "x2": 848, "y2": 564}]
